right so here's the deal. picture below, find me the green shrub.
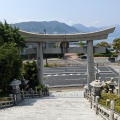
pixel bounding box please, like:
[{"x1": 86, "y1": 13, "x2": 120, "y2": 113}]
[
  {"x1": 37, "y1": 85, "x2": 45, "y2": 91},
  {"x1": 101, "y1": 93, "x2": 118, "y2": 100},
  {"x1": 44, "y1": 63, "x2": 67, "y2": 67},
  {"x1": 21, "y1": 60, "x2": 38, "y2": 88},
  {"x1": 100, "y1": 93, "x2": 120, "y2": 113},
  {"x1": 111, "y1": 53, "x2": 118, "y2": 57},
  {"x1": 115, "y1": 106, "x2": 120, "y2": 113},
  {"x1": 0, "y1": 97, "x2": 9, "y2": 101}
]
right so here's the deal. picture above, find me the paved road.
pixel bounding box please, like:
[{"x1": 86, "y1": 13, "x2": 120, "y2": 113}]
[
  {"x1": 0, "y1": 91, "x2": 103, "y2": 120},
  {"x1": 44, "y1": 65, "x2": 119, "y2": 87}
]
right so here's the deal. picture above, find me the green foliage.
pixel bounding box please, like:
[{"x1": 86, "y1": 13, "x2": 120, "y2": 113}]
[
  {"x1": 101, "y1": 93, "x2": 118, "y2": 100},
  {"x1": 0, "y1": 90, "x2": 11, "y2": 97},
  {"x1": 77, "y1": 53, "x2": 85, "y2": 57},
  {"x1": 78, "y1": 41, "x2": 83, "y2": 48},
  {"x1": 94, "y1": 53, "x2": 111, "y2": 57},
  {"x1": 21, "y1": 61, "x2": 38, "y2": 88},
  {"x1": 43, "y1": 53, "x2": 64, "y2": 59},
  {"x1": 0, "y1": 43, "x2": 22, "y2": 90},
  {"x1": 96, "y1": 42, "x2": 111, "y2": 48},
  {"x1": 0, "y1": 20, "x2": 26, "y2": 92},
  {"x1": 99, "y1": 93, "x2": 120, "y2": 113},
  {"x1": 111, "y1": 52, "x2": 118, "y2": 57},
  {"x1": 0, "y1": 97, "x2": 9, "y2": 101},
  {"x1": 115, "y1": 106, "x2": 120, "y2": 113},
  {"x1": 44, "y1": 63, "x2": 67, "y2": 67},
  {"x1": 113, "y1": 38, "x2": 120, "y2": 51},
  {"x1": 37, "y1": 84, "x2": 45, "y2": 91},
  {"x1": 53, "y1": 42, "x2": 60, "y2": 48},
  {"x1": 0, "y1": 20, "x2": 26, "y2": 49}
]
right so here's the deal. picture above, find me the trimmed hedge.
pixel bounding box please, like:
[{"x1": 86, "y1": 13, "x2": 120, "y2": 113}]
[
  {"x1": 44, "y1": 63, "x2": 67, "y2": 67},
  {"x1": 94, "y1": 53, "x2": 111, "y2": 57}
]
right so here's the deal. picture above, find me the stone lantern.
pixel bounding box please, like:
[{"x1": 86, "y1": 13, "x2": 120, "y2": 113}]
[
  {"x1": 84, "y1": 85, "x2": 89, "y2": 98},
  {"x1": 107, "y1": 78, "x2": 117, "y2": 93},
  {"x1": 10, "y1": 79, "x2": 22, "y2": 104},
  {"x1": 90, "y1": 80, "x2": 102, "y2": 102},
  {"x1": 10, "y1": 79, "x2": 21, "y2": 94}
]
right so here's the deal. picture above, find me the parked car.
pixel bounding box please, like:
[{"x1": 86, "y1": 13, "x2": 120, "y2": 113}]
[
  {"x1": 108, "y1": 57, "x2": 115, "y2": 62},
  {"x1": 81, "y1": 55, "x2": 87, "y2": 59}
]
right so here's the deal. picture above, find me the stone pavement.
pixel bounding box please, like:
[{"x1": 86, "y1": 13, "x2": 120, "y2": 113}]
[{"x1": 0, "y1": 91, "x2": 103, "y2": 120}]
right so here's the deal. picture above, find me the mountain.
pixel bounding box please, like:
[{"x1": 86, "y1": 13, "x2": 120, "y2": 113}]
[
  {"x1": 12, "y1": 21, "x2": 79, "y2": 34},
  {"x1": 72, "y1": 24, "x2": 120, "y2": 43},
  {"x1": 12, "y1": 21, "x2": 120, "y2": 43},
  {"x1": 72, "y1": 24, "x2": 109, "y2": 32}
]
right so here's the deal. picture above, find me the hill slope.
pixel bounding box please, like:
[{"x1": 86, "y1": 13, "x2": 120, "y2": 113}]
[
  {"x1": 72, "y1": 24, "x2": 120, "y2": 43},
  {"x1": 13, "y1": 21, "x2": 80, "y2": 34}
]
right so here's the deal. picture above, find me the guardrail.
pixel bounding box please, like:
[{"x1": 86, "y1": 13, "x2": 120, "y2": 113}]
[{"x1": 84, "y1": 91, "x2": 120, "y2": 120}]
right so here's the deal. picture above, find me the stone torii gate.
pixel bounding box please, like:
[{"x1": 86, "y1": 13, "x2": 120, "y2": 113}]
[{"x1": 19, "y1": 27, "x2": 115, "y2": 90}]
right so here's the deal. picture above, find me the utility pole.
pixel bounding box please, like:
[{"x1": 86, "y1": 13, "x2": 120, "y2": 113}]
[{"x1": 44, "y1": 29, "x2": 48, "y2": 66}]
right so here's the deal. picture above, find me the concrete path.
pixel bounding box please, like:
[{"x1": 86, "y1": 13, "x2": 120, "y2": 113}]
[{"x1": 0, "y1": 91, "x2": 103, "y2": 120}]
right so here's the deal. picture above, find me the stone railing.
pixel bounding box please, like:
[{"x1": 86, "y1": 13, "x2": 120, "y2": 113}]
[
  {"x1": 0, "y1": 97, "x2": 14, "y2": 108},
  {"x1": 21, "y1": 89, "x2": 49, "y2": 99},
  {"x1": 0, "y1": 88, "x2": 49, "y2": 109},
  {"x1": 84, "y1": 91, "x2": 120, "y2": 120}
]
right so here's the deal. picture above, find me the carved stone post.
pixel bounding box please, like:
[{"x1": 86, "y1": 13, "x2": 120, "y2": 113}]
[
  {"x1": 95, "y1": 96, "x2": 99, "y2": 115},
  {"x1": 109, "y1": 100, "x2": 115, "y2": 120}
]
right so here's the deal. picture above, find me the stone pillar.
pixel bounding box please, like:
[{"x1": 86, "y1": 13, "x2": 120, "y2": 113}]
[
  {"x1": 37, "y1": 42, "x2": 43, "y2": 85},
  {"x1": 87, "y1": 40, "x2": 94, "y2": 91},
  {"x1": 95, "y1": 96, "x2": 99, "y2": 115},
  {"x1": 109, "y1": 100, "x2": 115, "y2": 120}
]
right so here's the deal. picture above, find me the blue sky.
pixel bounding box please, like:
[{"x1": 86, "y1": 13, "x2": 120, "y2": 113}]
[{"x1": 0, "y1": 0, "x2": 120, "y2": 27}]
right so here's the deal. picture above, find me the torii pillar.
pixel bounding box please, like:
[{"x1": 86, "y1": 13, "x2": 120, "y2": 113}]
[
  {"x1": 87, "y1": 40, "x2": 94, "y2": 91},
  {"x1": 37, "y1": 42, "x2": 44, "y2": 85}
]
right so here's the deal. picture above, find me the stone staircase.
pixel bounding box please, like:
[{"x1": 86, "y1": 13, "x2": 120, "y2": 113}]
[{"x1": 0, "y1": 91, "x2": 103, "y2": 120}]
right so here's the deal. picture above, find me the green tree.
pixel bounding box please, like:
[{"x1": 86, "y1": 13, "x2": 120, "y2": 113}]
[
  {"x1": 96, "y1": 41, "x2": 111, "y2": 48},
  {"x1": 0, "y1": 20, "x2": 26, "y2": 49},
  {"x1": 21, "y1": 61, "x2": 38, "y2": 88},
  {"x1": 0, "y1": 21, "x2": 26, "y2": 91},
  {"x1": 113, "y1": 38, "x2": 120, "y2": 52},
  {"x1": 0, "y1": 43, "x2": 22, "y2": 90},
  {"x1": 78, "y1": 41, "x2": 83, "y2": 48},
  {"x1": 77, "y1": 41, "x2": 84, "y2": 57}
]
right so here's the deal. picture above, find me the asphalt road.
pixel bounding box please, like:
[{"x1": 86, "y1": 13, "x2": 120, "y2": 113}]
[{"x1": 43, "y1": 58, "x2": 119, "y2": 87}]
